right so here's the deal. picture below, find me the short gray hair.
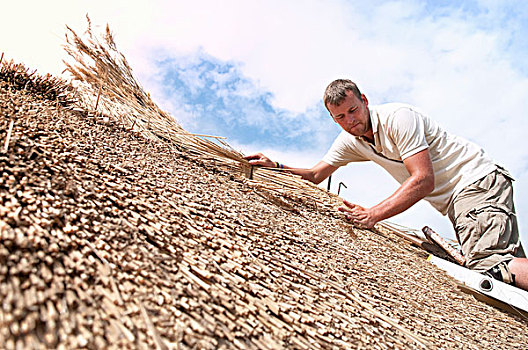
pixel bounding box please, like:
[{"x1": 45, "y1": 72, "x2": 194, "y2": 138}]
[{"x1": 323, "y1": 79, "x2": 362, "y2": 110}]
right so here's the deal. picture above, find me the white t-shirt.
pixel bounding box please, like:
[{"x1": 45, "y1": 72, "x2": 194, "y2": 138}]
[{"x1": 322, "y1": 103, "x2": 498, "y2": 214}]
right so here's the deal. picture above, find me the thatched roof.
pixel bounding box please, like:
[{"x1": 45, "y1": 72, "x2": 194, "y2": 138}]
[{"x1": 0, "y1": 24, "x2": 527, "y2": 349}]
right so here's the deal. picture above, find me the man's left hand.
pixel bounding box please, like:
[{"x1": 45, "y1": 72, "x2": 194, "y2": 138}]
[{"x1": 339, "y1": 200, "x2": 378, "y2": 229}]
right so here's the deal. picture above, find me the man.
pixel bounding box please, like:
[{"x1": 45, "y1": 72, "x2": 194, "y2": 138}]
[{"x1": 246, "y1": 79, "x2": 528, "y2": 290}]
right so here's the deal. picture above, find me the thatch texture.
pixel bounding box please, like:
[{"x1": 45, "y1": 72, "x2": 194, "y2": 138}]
[{"x1": 0, "y1": 24, "x2": 527, "y2": 349}]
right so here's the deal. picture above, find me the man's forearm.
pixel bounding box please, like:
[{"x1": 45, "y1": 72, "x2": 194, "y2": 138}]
[
  {"x1": 368, "y1": 148, "x2": 435, "y2": 224},
  {"x1": 370, "y1": 174, "x2": 434, "y2": 222},
  {"x1": 278, "y1": 161, "x2": 336, "y2": 185},
  {"x1": 276, "y1": 165, "x2": 319, "y2": 183},
  {"x1": 245, "y1": 154, "x2": 336, "y2": 185},
  {"x1": 341, "y1": 173, "x2": 434, "y2": 229}
]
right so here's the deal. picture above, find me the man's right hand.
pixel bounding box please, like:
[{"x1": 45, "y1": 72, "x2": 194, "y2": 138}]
[{"x1": 244, "y1": 153, "x2": 275, "y2": 168}]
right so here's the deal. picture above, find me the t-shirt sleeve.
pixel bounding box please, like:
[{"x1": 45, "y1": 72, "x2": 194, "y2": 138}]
[
  {"x1": 388, "y1": 108, "x2": 429, "y2": 160},
  {"x1": 322, "y1": 131, "x2": 368, "y2": 167}
]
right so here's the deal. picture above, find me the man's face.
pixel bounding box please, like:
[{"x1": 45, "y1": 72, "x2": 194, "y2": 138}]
[{"x1": 328, "y1": 91, "x2": 371, "y2": 138}]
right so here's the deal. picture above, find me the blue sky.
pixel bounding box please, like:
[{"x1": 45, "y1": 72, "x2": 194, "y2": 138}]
[
  {"x1": 3, "y1": 0, "x2": 528, "y2": 246},
  {"x1": 154, "y1": 51, "x2": 340, "y2": 150}
]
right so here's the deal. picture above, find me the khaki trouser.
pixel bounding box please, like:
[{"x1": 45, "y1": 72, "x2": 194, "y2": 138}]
[{"x1": 448, "y1": 168, "x2": 526, "y2": 272}]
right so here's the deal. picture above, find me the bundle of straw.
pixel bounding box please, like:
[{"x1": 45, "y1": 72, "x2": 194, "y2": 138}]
[{"x1": 1, "y1": 54, "x2": 75, "y2": 105}]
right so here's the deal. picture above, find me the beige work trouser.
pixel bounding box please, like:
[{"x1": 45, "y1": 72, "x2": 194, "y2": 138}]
[{"x1": 447, "y1": 168, "x2": 526, "y2": 272}]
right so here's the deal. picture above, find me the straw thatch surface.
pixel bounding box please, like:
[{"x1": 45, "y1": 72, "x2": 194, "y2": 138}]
[{"x1": 1, "y1": 24, "x2": 527, "y2": 349}]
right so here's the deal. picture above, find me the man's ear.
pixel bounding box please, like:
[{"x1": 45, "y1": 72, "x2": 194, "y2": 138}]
[{"x1": 361, "y1": 94, "x2": 369, "y2": 106}]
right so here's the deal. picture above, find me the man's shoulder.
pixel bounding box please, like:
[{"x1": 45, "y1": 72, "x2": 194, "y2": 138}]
[
  {"x1": 329, "y1": 130, "x2": 366, "y2": 151},
  {"x1": 371, "y1": 103, "x2": 429, "y2": 129},
  {"x1": 371, "y1": 103, "x2": 420, "y2": 118},
  {"x1": 334, "y1": 129, "x2": 357, "y2": 144},
  {"x1": 325, "y1": 130, "x2": 368, "y2": 164}
]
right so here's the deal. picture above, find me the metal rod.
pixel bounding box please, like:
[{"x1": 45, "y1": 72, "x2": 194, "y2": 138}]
[
  {"x1": 327, "y1": 175, "x2": 332, "y2": 192},
  {"x1": 337, "y1": 182, "x2": 347, "y2": 196}
]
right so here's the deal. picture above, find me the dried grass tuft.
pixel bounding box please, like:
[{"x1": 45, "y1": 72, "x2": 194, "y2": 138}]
[{"x1": 0, "y1": 56, "x2": 75, "y2": 105}]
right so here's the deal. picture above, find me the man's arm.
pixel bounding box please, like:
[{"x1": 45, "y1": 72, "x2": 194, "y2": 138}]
[
  {"x1": 340, "y1": 149, "x2": 434, "y2": 228},
  {"x1": 245, "y1": 153, "x2": 337, "y2": 184}
]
